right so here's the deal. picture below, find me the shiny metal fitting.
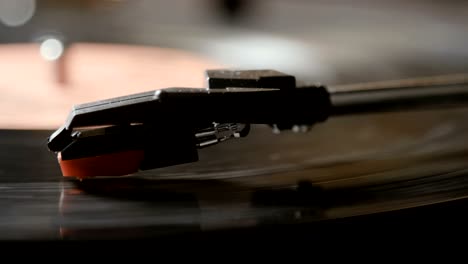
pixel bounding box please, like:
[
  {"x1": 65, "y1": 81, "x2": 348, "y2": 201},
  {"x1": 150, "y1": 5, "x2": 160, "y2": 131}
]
[{"x1": 195, "y1": 123, "x2": 247, "y2": 148}]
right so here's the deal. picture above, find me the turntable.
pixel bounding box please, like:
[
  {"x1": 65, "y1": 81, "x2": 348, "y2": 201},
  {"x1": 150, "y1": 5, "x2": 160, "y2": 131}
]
[{"x1": 1, "y1": 0, "x2": 468, "y2": 243}]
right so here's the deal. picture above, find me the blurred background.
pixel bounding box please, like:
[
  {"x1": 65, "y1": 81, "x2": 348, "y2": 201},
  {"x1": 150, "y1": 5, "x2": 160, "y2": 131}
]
[{"x1": 1, "y1": 0, "x2": 468, "y2": 129}]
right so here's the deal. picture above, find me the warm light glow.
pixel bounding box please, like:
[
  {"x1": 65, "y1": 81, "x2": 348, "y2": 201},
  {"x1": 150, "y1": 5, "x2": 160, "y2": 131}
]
[{"x1": 0, "y1": 43, "x2": 221, "y2": 129}]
